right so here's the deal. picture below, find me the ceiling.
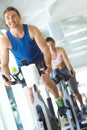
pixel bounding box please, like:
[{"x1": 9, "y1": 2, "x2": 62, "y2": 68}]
[
  {"x1": 0, "y1": 0, "x2": 87, "y2": 28},
  {"x1": 0, "y1": 0, "x2": 87, "y2": 70}
]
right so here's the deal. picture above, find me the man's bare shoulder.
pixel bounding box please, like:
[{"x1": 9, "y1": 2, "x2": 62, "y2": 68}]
[
  {"x1": 28, "y1": 25, "x2": 41, "y2": 34},
  {"x1": 28, "y1": 24, "x2": 38, "y2": 30},
  {"x1": 28, "y1": 24, "x2": 41, "y2": 39},
  {"x1": 1, "y1": 34, "x2": 8, "y2": 41},
  {"x1": 0, "y1": 34, "x2": 10, "y2": 49}
]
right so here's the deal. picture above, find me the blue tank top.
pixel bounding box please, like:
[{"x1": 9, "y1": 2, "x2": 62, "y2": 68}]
[{"x1": 6, "y1": 24, "x2": 43, "y2": 68}]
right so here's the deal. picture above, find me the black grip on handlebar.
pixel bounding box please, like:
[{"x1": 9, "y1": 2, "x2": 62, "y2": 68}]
[
  {"x1": 50, "y1": 69, "x2": 71, "y2": 84},
  {"x1": 2, "y1": 74, "x2": 17, "y2": 85},
  {"x1": 21, "y1": 59, "x2": 28, "y2": 66},
  {"x1": 2, "y1": 75, "x2": 9, "y2": 82}
]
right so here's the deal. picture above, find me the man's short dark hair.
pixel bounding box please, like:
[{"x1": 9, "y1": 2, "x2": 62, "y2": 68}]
[
  {"x1": 45, "y1": 37, "x2": 55, "y2": 43},
  {"x1": 4, "y1": 6, "x2": 20, "y2": 16}
]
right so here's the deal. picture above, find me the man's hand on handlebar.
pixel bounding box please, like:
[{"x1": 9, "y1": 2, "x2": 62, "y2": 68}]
[
  {"x1": 2, "y1": 75, "x2": 12, "y2": 87},
  {"x1": 5, "y1": 81, "x2": 12, "y2": 87},
  {"x1": 39, "y1": 65, "x2": 52, "y2": 75},
  {"x1": 43, "y1": 65, "x2": 52, "y2": 75},
  {"x1": 2, "y1": 74, "x2": 17, "y2": 87}
]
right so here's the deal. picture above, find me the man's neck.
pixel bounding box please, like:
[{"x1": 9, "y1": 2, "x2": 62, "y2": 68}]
[{"x1": 10, "y1": 24, "x2": 24, "y2": 38}]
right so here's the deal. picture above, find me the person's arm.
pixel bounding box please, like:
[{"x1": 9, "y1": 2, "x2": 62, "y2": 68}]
[
  {"x1": 60, "y1": 47, "x2": 75, "y2": 76},
  {"x1": 0, "y1": 35, "x2": 12, "y2": 86},
  {"x1": 28, "y1": 25, "x2": 52, "y2": 74}
]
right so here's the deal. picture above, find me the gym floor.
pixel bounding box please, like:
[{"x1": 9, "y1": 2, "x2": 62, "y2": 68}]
[{"x1": 60, "y1": 115, "x2": 87, "y2": 130}]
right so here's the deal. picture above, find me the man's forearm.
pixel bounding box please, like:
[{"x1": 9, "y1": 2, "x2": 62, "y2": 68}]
[
  {"x1": 1, "y1": 65, "x2": 10, "y2": 78},
  {"x1": 44, "y1": 51, "x2": 51, "y2": 67}
]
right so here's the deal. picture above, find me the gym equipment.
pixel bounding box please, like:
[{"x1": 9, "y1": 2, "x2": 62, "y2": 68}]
[
  {"x1": 21, "y1": 63, "x2": 61, "y2": 130},
  {"x1": 0, "y1": 74, "x2": 18, "y2": 130},
  {"x1": 2, "y1": 64, "x2": 61, "y2": 130},
  {"x1": 50, "y1": 68, "x2": 87, "y2": 130},
  {"x1": 2, "y1": 74, "x2": 37, "y2": 130},
  {"x1": 6, "y1": 87, "x2": 23, "y2": 130},
  {"x1": 83, "y1": 93, "x2": 87, "y2": 106}
]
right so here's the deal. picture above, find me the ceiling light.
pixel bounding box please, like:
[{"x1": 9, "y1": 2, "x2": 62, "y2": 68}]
[
  {"x1": 65, "y1": 28, "x2": 87, "y2": 37},
  {"x1": 73, "y1": 44, "x2": 87, "y2": 51},
  {"x1": 68, "y1": 50, "x2": 87, "y2": 58},
  {"x1": 69, "y1": 36, "x2": 87, "y2": 44}
]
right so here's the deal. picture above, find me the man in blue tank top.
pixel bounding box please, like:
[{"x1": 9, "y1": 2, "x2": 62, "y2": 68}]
[{"x1": 0, "y1": 6, "x2": 66, "y2": 116}]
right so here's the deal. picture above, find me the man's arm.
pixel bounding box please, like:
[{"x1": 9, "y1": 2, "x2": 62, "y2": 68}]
[
  {"x1": 28, "y1": 25, "x2": 52, "y2": 74},
  {"x1": 0, "y1": 35, "x2": 11, "y2": 86}
]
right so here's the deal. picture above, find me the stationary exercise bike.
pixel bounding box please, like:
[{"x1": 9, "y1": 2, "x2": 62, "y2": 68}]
[
  {"x1": 50, "y1": 68, "x2": 87, "y2": 130},
  {"x1": 2, "y1": 64, "x2": 61, "y2": 130},
  {"x1": 21, "y1": 63, "x2": 61, "y2": 130}
]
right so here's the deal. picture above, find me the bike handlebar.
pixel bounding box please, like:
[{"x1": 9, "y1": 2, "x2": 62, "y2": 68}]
[
  {"x1": 2, "y1": 74, "x2": 18, "y2": 85},
  {"x1": 50, "y1": 69, "x2": 71, "y2": 84}
]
